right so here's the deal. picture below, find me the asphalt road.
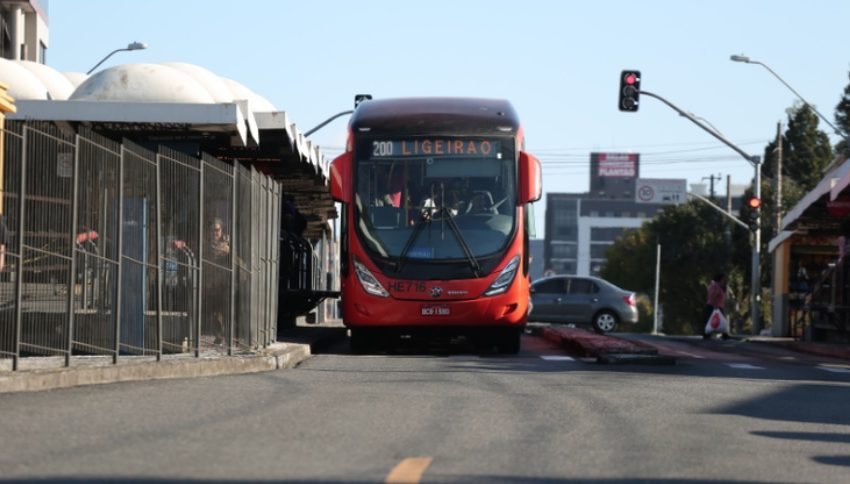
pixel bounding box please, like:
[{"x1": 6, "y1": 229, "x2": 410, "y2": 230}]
[{"x1": 1, "y1": 333, "x2": 849, "y2": 483}]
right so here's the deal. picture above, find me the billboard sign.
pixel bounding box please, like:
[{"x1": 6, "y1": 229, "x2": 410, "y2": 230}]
[{"x1": 597, "y1": 153, "x2": 637, "y2": 178}]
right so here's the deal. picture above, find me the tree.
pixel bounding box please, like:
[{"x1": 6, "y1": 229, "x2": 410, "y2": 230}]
[
  {"x1": 834, "y1": 66, "x2": 850, "y2": 156},
  {"x1": 762, "y1": 104, "x2": 833, "y2": 194},
  {"x1": 601, "y1": 200, "x2": 750, "y2": 335}
]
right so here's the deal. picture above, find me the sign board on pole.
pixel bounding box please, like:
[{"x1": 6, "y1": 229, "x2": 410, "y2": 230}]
[{"x1": 635, "y1": 178, "x2": 687, "y2": 205}]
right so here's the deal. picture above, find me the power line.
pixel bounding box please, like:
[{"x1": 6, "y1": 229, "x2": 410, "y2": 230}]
[{"x1": 530, "y1": 138, "x2": 766, "y2": 152}]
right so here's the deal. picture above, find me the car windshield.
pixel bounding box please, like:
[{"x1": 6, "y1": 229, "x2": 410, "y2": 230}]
[{"x1": 353, "y1": 146, "x2": 516, "y2": 261}]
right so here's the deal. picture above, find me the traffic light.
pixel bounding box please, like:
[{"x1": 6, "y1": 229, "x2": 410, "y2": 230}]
[
  {"x1": 354, "y1": 94, "x2": 372, "y2": 108},
  {"x1": 744, "y1": 196, "x2": 761, "y2": 231},
  {"x1": 619, "y1": 70, "x2": 641, "y2": 112}
]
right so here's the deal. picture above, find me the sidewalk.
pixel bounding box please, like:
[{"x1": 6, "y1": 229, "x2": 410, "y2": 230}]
[
  {"x1": 745, "y1": 335, "x2": 850, "y2": 361},
  {"x1": 0, "y1": 321, "x2": 347, "y2": 394}
]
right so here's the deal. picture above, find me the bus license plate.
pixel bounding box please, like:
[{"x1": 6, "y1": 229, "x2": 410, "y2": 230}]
[{"x1": 421, "y1": 305, "x2": 450, "y2": 316}]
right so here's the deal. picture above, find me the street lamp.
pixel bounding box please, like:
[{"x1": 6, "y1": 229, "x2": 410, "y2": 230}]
[
  {"x1": 86, "y1": 41, "x2": 148, "y2": 75},
  {"x1": 730, "y1": 54, "x2": 843, "y2": 138}
]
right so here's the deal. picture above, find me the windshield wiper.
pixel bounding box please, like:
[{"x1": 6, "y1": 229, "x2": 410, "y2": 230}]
[
  {"x1": 437, "y1": 206, "x2": 481, "y2": 277},
  {"x1": 395, "y1": 208, "x2": 481, "y2": 277},
  {"x1": 396, "y1": 214, "x2": 431, "y2": 273}
]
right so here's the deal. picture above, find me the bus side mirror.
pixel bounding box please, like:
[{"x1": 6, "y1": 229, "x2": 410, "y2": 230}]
[
  {"x1": 519, "y1": 151, "x2": 542, "y2": 204},
  {"x1": 329, "y1": 152, "x2": 352, "y2": 203}
]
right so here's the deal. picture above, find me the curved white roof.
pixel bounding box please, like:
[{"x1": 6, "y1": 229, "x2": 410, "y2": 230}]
[
  {"x1": 70, "y1": 63, "x2": 216, "y2": 103},
  {"x1": 1, "y1": 59, "x2": 278, "y2": 113},
  {"x1": 17, "y1": 60, "x2": 75, "y2": 100},
  {"x1": 0, "y1": 58, "x2": 50, "y2": 100},
  {"x1": 220, "y1": 77, "x2": 277, "y2": 112},
  {"x1": 62, "y1": 71, "x2": 89, "y2": 88},
  {"x1": 161, "y1": 62, "x2": 234, "y2": 103}
]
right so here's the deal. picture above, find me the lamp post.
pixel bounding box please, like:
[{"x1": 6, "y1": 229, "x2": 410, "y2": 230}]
[
  {"x1": 730, "y1": 54, "x2": 843, "y2": 138},
  {"x1": 636, "y1": 89, "x2": 763, "y2": 334},
  {"x1": 86, "y1": 41, "x2": 148, "y2": 75}
]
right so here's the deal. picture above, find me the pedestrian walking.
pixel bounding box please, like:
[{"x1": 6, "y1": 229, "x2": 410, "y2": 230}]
[{"x1": 703, "y1": 272, "x2": 730, "y2": 340}]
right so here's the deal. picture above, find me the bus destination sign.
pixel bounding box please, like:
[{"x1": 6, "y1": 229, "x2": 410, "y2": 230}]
[{"x1": 371, "y1": 139, "x2": 501, "y2": 159}]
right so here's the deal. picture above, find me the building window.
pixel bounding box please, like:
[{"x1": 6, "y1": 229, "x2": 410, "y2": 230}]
[
  {"x1": 552, "y1": 244, "x2": 577, "y2": 258},
  {"x1": 591, "y1": 227, "x2": 625, "y2": 241},
  {"x1": 554, "y1": 224, "x2": 577, "y2": 241},
  {"x1": 39, "y1": 41, "x2": 46, "y2": 64},
  {"x1": 590, "y1": 244, "x2": 612, "y2": 259},
  {"x1": 552, "y1": 260, "x2": 577, "y2": 274}
]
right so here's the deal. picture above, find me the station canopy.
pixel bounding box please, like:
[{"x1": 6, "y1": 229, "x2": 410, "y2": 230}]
[
  {"x1": 777, "y1": 155, "x2": 850, "y2": 237},
  {"x1": 0, "y1": 59, "x2": 335, "y2": 238}
]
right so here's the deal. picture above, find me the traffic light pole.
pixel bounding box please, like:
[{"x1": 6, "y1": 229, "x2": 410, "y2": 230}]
[
  {"x1": 752, "y1": 160, "x2": 762, "y2": 334},
  {"x1": 639, "y1": 89, "x2": 762, "y2": 334}
]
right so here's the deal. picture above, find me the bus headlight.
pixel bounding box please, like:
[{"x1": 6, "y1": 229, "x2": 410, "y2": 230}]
[
  {"x1": 354, "y1": 259, "x2": 389, "y2": 298},
  {"x1": 483, "y1": 255, "x2": 520, "y2": 297}
]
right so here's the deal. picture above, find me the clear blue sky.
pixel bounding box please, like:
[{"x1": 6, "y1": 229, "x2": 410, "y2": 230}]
[{"x1": 46, "y1": 1, "x2": 850, "y2": 236}]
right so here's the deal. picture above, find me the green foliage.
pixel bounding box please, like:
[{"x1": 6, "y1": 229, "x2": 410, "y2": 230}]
[
  {"x1": 762, "y1": 104, "x2": 833, "y2": 192},
  {"x1": 835, "y1": 66, "x2": 850, "y2": 156},
  {"x1": 601, "y1": 200, "x2": 749, "y2": 335}
]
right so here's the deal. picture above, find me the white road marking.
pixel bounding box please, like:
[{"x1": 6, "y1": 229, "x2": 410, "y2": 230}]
[
  {"x1": 727, "y1": 363, "x2": 765, "y2": 370},
  {"x1": 676, "y1": 350, "x2": 705, "y2": 359},
  {"x1": 819, "y1": 366, "x2": 850, "y2": 373},
  {"x1": 540, "y1": 355, "x2": 575, "y2": 361}
]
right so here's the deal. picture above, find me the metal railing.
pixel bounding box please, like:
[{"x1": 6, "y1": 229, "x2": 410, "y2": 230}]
[
  {"x1": 0, "y1": 123, "x2": 281, "y2": 370},
  {"x1": 789, "y1": 257, "x2": 850, "y2": 342}
]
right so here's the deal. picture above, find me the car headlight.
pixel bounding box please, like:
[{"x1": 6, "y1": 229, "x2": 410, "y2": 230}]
[
  {"x1": 483, "y1": 255, "x2": 520, "y2": 297},
  {"x1": 354, "y1": 258, "x2": 389, "y2": 298}
]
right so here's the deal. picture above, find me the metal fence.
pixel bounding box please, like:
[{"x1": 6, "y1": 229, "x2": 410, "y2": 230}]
[{"x1": 0, "y1": 123, "x2": 281, "y2": 370}]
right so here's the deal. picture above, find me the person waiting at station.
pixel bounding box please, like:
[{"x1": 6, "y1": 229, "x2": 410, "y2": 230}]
[{"x1": 207, "y1": 217, "x2": 231, "y2": 345}]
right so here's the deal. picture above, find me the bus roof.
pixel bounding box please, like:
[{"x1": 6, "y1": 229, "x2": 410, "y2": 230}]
[{"x1": 350, "y1": 97, "x2": 520, "y2": 136}]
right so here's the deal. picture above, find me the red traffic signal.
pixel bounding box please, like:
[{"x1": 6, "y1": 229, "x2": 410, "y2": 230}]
[
  {"x1": 618, "y1": 70, "x2": 641, "y2": 112},
  {"x1": 746, "y1": 196, "x2": 761, "y2": 209}
]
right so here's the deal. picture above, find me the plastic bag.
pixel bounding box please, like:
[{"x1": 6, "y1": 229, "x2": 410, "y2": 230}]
[{"x1": 705, "y1": 308, "x2": 729, "y2": 334}]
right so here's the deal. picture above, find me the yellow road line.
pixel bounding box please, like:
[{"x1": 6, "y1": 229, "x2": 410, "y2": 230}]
[{"x1": 385, "y1": 457, "x2": 433, "y2": 483}]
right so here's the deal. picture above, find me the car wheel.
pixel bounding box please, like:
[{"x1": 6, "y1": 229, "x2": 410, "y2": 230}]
[{"x1": 592, "y1": 310, "x2": 618, "y2": 334}]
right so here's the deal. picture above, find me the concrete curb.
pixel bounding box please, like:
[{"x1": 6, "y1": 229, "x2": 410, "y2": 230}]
[{"x1": 0, "y1": 343, "x2": 312, "y2": 395}]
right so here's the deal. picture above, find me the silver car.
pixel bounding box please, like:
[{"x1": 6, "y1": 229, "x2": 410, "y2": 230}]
[{"x1": 529, "y1": 275, "x2": 638, "y2": 333}]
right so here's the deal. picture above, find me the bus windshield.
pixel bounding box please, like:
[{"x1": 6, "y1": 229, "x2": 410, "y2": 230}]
[{"x1": 354, "y1": 139, "x2": 517, "y2": 264}]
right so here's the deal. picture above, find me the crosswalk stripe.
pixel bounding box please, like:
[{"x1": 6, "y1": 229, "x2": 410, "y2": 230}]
[
  {"x1": 727, "y1": 363, "x2": 765, "y2": 370},
  {"x1": 540, "y1": 355, "x2": 575, "y2": 361}
]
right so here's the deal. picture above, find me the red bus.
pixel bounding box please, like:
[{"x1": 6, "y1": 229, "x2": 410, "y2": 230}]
[{"x1": 329, "y1": 97, "x2": 541, "y2": 353}]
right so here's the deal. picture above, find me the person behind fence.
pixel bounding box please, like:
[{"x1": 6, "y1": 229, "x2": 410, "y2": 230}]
[
  {"x1": 703, "y1": 272, "x2": 730, "y2": 340},
  {"x1": 283, "y1": 194, "x2": 307, "y2": 236},
  {"x1": 208, "y1": 218, "x2": 231, "y2": 345}
]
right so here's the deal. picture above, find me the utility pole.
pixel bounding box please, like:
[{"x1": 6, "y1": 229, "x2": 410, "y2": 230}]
[
  {"x1": 726, "y1": 175, "x2": 732, "y2": 213},
  {"x1": 703, "y1": 173, "x2": 722, "y2": 199},
  {"x1": 653, "y1": 242, "x2": 661, "y2": 335},
  {"x1": 774, "y1": 122, "x2": 783, "y2": 233}
]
